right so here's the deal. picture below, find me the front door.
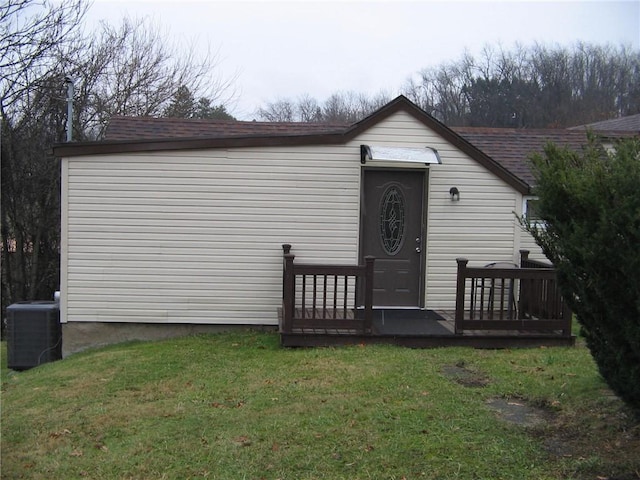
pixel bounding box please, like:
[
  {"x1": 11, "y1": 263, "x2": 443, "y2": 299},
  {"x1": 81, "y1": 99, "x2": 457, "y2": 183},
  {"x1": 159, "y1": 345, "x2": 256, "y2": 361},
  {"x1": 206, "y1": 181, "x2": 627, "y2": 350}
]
[{"x1": 361, "y1": 170, "x2": 425, "y2": 307}]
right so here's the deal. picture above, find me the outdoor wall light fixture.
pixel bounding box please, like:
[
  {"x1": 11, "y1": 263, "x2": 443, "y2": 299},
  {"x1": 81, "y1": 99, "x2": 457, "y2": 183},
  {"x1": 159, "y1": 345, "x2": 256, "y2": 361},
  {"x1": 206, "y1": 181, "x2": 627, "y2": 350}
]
[{"x1": 449, "y1": 187, "x2": 460, "y2": 201}]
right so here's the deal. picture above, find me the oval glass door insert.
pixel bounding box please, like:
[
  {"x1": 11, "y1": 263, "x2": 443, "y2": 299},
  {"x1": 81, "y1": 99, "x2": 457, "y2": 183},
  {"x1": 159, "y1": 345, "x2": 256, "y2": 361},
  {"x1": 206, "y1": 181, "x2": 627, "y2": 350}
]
[{"x1": 379, "y1": 185, "x2": 406, "y2": 255}]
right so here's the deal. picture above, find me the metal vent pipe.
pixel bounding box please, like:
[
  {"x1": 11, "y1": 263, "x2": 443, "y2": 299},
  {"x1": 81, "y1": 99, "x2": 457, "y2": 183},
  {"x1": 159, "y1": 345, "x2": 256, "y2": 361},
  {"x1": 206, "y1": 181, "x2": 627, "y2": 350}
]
[{"x1": 65, "y1": 77, "x2": 74, "y2": 142}]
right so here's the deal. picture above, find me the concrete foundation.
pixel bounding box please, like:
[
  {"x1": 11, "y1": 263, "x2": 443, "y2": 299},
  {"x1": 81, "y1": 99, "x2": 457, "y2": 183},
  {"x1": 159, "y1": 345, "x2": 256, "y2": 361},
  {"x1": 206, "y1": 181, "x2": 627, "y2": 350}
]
[{"x1": 62, "y1": 322, "x2": 277, "y2": 357}]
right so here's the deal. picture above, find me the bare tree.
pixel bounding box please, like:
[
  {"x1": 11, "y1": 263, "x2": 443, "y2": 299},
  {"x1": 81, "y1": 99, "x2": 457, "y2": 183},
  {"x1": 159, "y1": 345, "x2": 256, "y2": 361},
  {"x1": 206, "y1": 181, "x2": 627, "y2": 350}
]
[
  {"x1": 404, "y1": 58, "x2": 471, "y2": 124},
  {"x1": 321, "y1": 91, "x2": 383, "y2": 123},
  {"x1": 297, "y1": 94, "x2": 322, "y2": 122},
  {"x1": 0, "y1": 0, "x2": 88, "y2": 117},
  {"x1": 403, "y1": 42, "x2": 640, "y2": 127},
  {"x1": 256, "y1": 98, "x2": 296, "y2": 122},
  {"x1": 256, "y1": 90, "x2": 392, "y2": 123},
  {"x1": 1, "y1": 78, "x2": 64, "y2": 304},
  {"x1": 321, "y1": 92, "x2": 357, "y2": 122}
]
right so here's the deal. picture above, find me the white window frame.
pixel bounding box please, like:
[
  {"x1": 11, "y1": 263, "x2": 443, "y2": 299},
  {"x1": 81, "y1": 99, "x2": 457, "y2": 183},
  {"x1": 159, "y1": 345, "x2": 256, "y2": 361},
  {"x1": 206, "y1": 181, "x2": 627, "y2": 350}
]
[{"x1": 523, "y1": 196, "x2": 546, "y2": 229}]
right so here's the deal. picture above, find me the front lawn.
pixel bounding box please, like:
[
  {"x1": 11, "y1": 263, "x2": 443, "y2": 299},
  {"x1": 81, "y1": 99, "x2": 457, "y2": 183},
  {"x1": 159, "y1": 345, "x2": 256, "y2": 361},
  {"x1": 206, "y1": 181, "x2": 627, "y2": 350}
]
[{"x1": 1, "y1": 333, "x2": 638, "y2": 479}]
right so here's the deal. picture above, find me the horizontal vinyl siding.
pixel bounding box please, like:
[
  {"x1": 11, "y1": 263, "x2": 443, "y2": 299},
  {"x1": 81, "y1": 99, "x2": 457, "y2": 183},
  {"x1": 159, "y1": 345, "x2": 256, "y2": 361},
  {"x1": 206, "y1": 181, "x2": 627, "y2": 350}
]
[
  {"x1": 426, "y1": 152, "x2": 519, "y2": 309},
  {"x1": 519, "y1": 233, "x2": 547, "y2": 261},
  {"x1": 65, "y1": 146, "x2": 361, "y2": 325},
  {"x1": 354, "y1": 113, "x2": 433, "y2": 146}
]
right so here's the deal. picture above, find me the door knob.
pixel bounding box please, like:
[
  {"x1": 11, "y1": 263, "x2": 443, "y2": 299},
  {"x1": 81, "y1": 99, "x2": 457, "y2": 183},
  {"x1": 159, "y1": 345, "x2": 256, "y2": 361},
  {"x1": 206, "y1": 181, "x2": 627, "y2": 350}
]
[{"x1": 415, "y1": 247, "x2": 421, "y2": 253}]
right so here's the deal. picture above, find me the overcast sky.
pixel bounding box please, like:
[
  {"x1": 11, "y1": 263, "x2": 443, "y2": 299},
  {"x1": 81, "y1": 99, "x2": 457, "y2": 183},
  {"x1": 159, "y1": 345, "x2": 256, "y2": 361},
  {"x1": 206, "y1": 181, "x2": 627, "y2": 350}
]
[{"x1": 86, "y1": 0, "x2": 640, "y2": 120}]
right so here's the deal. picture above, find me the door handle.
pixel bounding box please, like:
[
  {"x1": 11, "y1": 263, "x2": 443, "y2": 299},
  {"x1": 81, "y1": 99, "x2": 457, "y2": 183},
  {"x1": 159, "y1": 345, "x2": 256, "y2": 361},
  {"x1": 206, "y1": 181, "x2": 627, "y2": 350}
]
[{"x1": 415, "y1": 247, "x2": 421, "y2": 253}]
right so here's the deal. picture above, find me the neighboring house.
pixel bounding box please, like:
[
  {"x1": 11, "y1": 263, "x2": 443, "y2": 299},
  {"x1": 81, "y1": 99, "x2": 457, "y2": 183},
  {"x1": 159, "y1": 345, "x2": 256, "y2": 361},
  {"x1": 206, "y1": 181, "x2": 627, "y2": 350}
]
[{"x1": 51, "y1": 96, "x2": 634, "y2": 354}]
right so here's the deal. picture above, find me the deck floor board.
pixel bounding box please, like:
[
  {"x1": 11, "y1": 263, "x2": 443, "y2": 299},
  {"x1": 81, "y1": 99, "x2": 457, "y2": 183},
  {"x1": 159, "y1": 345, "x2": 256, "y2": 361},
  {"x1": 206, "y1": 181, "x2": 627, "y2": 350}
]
[{"x1": 279, "y1": 308, "x2": 575, "y2": 348}]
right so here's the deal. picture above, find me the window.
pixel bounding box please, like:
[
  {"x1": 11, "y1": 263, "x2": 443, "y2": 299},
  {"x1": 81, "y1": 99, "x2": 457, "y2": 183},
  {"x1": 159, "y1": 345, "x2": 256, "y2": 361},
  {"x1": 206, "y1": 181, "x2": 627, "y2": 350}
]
[
  {"x1": 523, "y1": 196, "x2": 544, "y2": 227},
  {"x1": 379, "y1": 185, "x2": 406, "y2": 255}
]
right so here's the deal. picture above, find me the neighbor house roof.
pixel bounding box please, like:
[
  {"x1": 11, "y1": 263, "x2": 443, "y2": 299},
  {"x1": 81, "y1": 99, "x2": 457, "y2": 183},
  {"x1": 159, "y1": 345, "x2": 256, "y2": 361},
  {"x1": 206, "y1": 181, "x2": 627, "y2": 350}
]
[
  {"x1": 452, "y1": 128, "x2": 599, "y2": 187},
  {"x1": 568, "y1": 113, "x2": 640, "y2": 132},
  {"x1": 52, "y1": 96, "x2": 636, "y2": 195}
]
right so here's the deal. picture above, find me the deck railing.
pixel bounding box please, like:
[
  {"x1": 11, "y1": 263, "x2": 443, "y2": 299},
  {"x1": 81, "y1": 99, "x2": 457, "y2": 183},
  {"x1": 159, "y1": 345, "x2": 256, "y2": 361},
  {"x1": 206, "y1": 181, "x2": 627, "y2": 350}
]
[
  {"x1": 281, "y1": 244, "x2": 375, "y2": 334},
  {"x1": 454, "y1": 251, "x2": 572, "y2": 336},
  {"x1": 519, "y1": 249, "x2": 554, "y2": 269}
]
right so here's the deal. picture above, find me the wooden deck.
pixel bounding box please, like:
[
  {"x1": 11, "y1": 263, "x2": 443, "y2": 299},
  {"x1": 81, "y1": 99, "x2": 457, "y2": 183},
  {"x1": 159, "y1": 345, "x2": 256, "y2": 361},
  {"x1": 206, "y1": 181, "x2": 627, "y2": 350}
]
[
  {"x1": 278, "y1": 308, "x2": 575, "y2": 348},
  {"x1": 280, "y1": 246, "x2": 575, "y2": 349}
]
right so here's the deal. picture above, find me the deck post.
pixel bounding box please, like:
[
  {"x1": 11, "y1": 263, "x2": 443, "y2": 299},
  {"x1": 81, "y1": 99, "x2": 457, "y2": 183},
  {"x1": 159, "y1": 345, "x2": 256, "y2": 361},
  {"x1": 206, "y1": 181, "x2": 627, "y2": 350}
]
[
  {"x1": 282, "y1": 244, "x2": 293, "y2": 330},
  {"x1": 282, "y1": 244, "x2": 292, "y2": 294},
  {"x1": 561, "y1": 293, "x2": 573, "y2": 337},
  {"x1": 519, "y1": 249, "x2": 530, "y2": 267},
  {"x1": 363, "y1": 256, "x2": 375, "y2": 334},
  {"x1": 282, "y1": 252, "x2": 295, "y2": 333},
  {"x1": 454, "y1": 258, "x2": 469, "y2": 335}
]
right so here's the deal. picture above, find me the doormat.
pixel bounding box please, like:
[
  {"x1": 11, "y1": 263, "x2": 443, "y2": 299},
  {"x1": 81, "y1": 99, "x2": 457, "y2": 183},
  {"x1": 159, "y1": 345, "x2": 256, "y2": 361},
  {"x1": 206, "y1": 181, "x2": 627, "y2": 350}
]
[{"x1": 372, "y1": 309, "x2": 452, "y2": 336}]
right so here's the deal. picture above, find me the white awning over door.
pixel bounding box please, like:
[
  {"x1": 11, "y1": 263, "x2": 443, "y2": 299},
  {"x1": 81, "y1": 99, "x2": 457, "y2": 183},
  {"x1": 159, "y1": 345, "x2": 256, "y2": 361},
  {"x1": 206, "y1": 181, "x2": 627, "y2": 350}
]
[{"x1": 360, "y1": 145, "x2": 442, "y2": 165}]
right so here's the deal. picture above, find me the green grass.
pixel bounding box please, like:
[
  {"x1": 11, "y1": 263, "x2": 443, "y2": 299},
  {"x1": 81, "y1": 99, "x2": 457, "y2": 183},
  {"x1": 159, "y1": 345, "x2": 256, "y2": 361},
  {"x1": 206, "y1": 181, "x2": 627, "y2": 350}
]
[{"x1": 1, "y1": 333, "x2": 638, "y2": 479}]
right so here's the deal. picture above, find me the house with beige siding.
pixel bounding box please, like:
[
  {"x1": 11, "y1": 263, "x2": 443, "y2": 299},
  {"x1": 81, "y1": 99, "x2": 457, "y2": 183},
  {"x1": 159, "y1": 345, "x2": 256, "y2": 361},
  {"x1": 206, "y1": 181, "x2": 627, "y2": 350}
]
[{"x1": 54, "y1": 96, "x2": 617, "y2": 353}]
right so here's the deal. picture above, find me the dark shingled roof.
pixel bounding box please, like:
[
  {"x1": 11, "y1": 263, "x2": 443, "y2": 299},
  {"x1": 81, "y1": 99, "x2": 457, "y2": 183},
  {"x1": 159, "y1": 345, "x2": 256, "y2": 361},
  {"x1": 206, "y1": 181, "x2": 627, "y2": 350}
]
[
  {"x1": 453, "y1": 127, "x2": 638, "y2": 187},
  {"x1": 569, "y1": 113, "x2": 640, "y2": 132},
  {"x1": 104, "y1": 116, "x2": 348, "y2": 141},
  {"x1": 452, "y1": 128, "x2": 595, "y2": 187}
]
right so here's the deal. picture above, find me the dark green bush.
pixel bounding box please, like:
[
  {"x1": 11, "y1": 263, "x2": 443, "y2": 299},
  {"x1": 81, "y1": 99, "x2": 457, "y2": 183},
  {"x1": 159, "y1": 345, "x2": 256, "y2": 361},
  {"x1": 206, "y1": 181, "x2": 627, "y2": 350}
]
[{"x1": 525, "y1": 135, "x2": 640, "y2": 412}]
